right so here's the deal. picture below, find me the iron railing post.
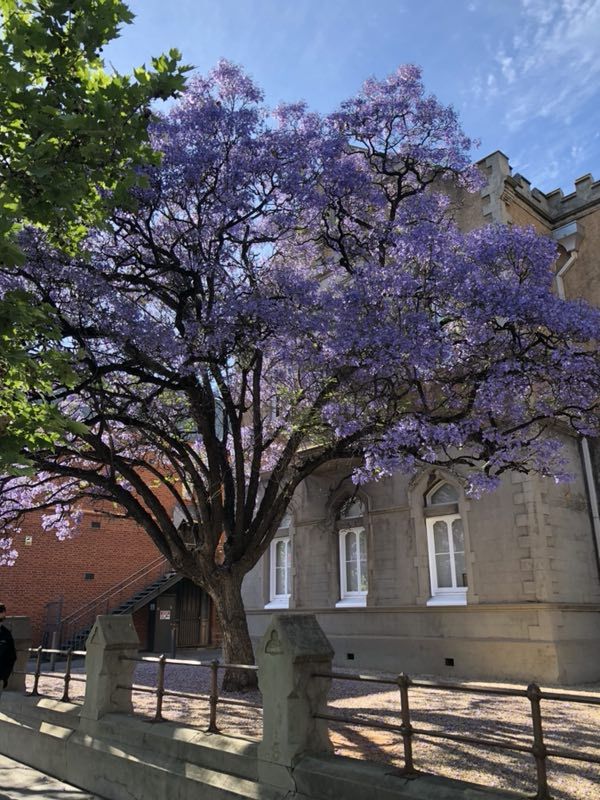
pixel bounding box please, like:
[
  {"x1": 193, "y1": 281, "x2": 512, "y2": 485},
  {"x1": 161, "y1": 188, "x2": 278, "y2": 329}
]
[
  {"x1": 208, "y1": 659, "x2": 219, "y2": 733},
  {"x1": 61, "y1": 648, "x2": 73, "y2": 702},
  {"x1": 49, "y1": 631, "x2": 59, "y2": 672},
  {"x1": 154, "y1": 654, "x2": 166, "y2": 722},
  {"x1": 397, "y1": 672, "x2": 415, "y2": 773},
  {"x1": 527, "y1": 682, "x2": 551, "y2": 800},
  {"x1": 30, "y1": 646, "x2": 43, "y2": 696}
]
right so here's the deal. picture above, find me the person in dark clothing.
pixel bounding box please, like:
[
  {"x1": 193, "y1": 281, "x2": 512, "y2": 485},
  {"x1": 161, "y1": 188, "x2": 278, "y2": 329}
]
[{"x1": 0, "y1": 604, "x2": 16, "y2": 692}]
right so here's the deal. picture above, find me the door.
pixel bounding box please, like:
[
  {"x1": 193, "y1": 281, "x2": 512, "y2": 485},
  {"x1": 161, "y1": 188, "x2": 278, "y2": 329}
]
[
  {"x1": 153, "y1": 594, "x2": 176, "y2": 653},
  {"x1": 177, "y1": 580, "x2": 204, "y2": 647}
]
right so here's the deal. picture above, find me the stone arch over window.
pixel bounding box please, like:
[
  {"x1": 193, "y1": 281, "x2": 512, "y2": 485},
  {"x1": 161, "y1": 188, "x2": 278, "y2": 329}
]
[
  {"x1": 332, "y1": 492, "x2": 369, "y2": 608},
  {"x1": 409, "y1": 471, "x2": 475, "y2": 606}
]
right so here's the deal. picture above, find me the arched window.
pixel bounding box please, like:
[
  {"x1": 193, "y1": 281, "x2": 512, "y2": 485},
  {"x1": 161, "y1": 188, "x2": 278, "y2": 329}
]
[
  {"x1": 336, "y1": 497, "x2": 368, "y2": 607},
  {"x1": 425, "y1": 482, "x2": 467, "y2": 605},
  {"x1": 266, "y1": 513, "x2": 292, "y2": 609}
]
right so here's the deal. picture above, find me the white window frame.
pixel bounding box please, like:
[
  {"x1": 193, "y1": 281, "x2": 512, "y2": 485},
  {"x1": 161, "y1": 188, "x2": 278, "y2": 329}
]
[
  {"x1": 336, "y1": 526, "x2": 368, "y2": 608},
  {"x1": 265, "y1": 536, "x2": 291, "y2": 609},
  {"x1": 426, "y1": 513, "x2": 467, "y2": 606}
]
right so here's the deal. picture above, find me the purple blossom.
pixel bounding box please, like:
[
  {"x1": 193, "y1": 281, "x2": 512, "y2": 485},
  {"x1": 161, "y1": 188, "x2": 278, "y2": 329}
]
[{"x1": 0, "y1": 61, "x2": 598, "y2": 559}]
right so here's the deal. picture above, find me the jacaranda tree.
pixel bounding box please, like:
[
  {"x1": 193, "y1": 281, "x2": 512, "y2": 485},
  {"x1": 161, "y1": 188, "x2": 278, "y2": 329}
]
[{"x1": 1, "y1": 62, "x2": 599, "y2": 689}]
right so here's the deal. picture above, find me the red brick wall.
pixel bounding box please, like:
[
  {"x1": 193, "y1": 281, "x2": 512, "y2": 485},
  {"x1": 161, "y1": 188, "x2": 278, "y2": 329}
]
[{"x1": 0, "y1": 508, "x2": 163, "y2": 645}]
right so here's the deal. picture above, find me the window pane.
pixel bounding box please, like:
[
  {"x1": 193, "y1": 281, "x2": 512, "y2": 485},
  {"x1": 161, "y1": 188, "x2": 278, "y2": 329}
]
[
  {"x1": 340, "y1": 498, "x2": 365, "y2": 519},
  {"x1": 358, "y1": 530, "x2": 368, "y2": 591},
  {"x1": 359, "y1": 563, "x2": 368, "y2": 592},
  {"x1": 345, "y1": 531, "x2": 357, "y2": 562},
  {"x1": 433, "y1": 521, "x2": 449, "y2": 554},
  {"x1": 275, "y1": 564, "x2": 285, "y2": 595},
  {"x1": 429, "y1": 483, "x2": 459, "y2": 505},
  {"x1": 274, "y1": 539, "x2": 290, "y2": 596},
  {"x1": 454, "y1": 551, "x2": 467, "y2": 587},
  {"x1": 345, "y1": 531, "x2": 359, "y2": 592},
  {"x1": 452, "y1": 519, "x2": 466, "y2": 587},
  {"x1": 275, "y1": 540, "x2": 286, "y2": 565},
  {"x1": 452, "y1": 519, "x2": 464, "y2": 553},
  {"x1": 346, "y1": 559, "x2": 359, "y2": 592},
  {"x1": 436, "y1": 552, "x2": 453, "y2": 587}
]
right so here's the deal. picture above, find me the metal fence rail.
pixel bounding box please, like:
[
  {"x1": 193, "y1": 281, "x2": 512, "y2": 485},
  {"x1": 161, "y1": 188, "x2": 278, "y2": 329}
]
[
  {"x1": 13, "y1": 646, "x2": 87, "y2": 702},
  {"x1": 311, "y1": 670, "x2": 600, "y2": 800},
  {"x1": 118, "y1": 654, "x2": 260, "y2": 732},
  {"x1": 16, "y1": 646, "x2": 598, "y2": 800}
]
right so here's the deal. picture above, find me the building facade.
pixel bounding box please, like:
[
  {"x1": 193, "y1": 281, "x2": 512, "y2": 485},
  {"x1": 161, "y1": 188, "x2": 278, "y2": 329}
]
[
  {"x1": 0, "y1": 504, "x2": 220, "y2": 652},
  {"x1": 242, "y1": 152, "x2": 600, "y2": 685}
]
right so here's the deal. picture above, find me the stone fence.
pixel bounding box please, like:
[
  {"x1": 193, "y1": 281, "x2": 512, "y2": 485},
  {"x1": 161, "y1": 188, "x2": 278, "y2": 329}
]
[{"x1": 0, "y1": 613, "x2": 520, "y2": 800}]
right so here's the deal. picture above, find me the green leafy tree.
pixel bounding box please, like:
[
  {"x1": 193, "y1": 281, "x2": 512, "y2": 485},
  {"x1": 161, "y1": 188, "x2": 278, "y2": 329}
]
[{"x1": 0, "y1": 0, "x2": 189, "y2": 470}]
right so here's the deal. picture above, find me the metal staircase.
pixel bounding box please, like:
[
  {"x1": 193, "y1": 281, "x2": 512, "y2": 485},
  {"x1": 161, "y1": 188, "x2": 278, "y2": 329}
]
[{"x1": 56, "y1": 556, "x2": 182, "y2": 651}]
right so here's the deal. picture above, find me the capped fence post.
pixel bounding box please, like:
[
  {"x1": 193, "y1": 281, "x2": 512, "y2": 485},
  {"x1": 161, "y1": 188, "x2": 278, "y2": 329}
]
[
  {"x1": 257, "y1": 614, "x2": 334, "y2": 791},
  {"x1": 80, "y1": 615, "x2": 139, "y2": 722},
  {"x1": 5, "y1": 616, "x2": 32, "y2": 694}
]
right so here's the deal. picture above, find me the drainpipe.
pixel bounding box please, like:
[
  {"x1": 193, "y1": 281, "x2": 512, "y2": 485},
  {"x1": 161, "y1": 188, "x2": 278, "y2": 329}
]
[
  {"x1": 580, "y1": 439, "x2": 600, "y2": 578},
  {"x1": 552, "y1": 223, "x2": 600, "y2": 578},
  {"x1": 554, "y1": 249, "x2": 577, "y2": 301}
]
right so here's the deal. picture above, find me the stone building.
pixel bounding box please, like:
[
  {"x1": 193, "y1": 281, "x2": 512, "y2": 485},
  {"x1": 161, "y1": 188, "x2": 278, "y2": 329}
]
[{"x1": 242, "y1": 152, "x2": 600, "y2": 685}]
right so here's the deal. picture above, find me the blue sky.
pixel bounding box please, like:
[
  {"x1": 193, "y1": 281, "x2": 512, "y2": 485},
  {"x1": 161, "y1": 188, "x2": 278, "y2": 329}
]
[{"x1": 105, "y1": 0, "x2": 600, "y2": 194}]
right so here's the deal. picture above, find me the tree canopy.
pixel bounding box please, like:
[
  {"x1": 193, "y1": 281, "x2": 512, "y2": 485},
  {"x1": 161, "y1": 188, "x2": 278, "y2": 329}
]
[
  {"x1": 0, "y1": 0, "x2": 188, "y2": 471},
  {"x1": 1, "y1": 61, "x2": 599, "y2": 684}
]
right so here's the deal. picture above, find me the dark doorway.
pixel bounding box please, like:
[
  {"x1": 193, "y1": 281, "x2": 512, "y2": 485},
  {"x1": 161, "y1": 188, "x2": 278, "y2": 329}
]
[
  {"x1": 177, "y1": 579, "x2": 203, "y2": 646},
  {"x1": 154, "y1": 593, "x2": 176, "y2": 653},
  {"x1": 150, "y1": 579, "x2": 212, "y2": 651}
]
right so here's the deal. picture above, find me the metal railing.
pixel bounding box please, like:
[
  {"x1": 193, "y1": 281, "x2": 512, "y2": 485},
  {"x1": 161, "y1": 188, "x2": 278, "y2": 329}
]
[
  {"x1": 311, "y1": 670, "x2": 600, "y2": 800},
  {"x1": 118, "y1": 655, "x2": 260, "y2": 732},
  {"x1": 58, "y1": 555, "x2": 170, "y2": 646},
  {"x1": 15, "y1": 647, "x2": 598, "y2": 799},
  {"x1": 14, "y1": 646, "x2": 87, "y2": 702}
]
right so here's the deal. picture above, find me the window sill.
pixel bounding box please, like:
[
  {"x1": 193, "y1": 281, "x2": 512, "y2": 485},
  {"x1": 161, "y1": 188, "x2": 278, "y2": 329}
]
[
  {"x1": 426, "y1": 594, "x2": 467, "y2": 607},
  {"x1": 335, "y1": 596, "x2": 367, "y2": 608},
  {"x1": 265, "y1": 598, "x2": 290, "y2": 610}
]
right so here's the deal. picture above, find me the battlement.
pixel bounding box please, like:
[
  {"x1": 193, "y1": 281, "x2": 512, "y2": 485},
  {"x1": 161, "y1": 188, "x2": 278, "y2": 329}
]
[
  {"x1": 544, "y1": 174, "x2": 600, "y2": 216},
  {"x1": 478, "y1": 151, "x2": 600, "y2": 222}
]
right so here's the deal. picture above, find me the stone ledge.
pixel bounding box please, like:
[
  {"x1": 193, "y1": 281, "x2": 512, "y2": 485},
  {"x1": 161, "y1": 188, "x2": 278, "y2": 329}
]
[{"x1": 293, "y1": 754, "x2": 521, "y2": 800}]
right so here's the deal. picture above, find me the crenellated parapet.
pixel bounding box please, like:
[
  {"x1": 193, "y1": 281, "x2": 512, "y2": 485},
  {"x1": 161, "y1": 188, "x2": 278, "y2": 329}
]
[
  {"x1": 545, "y1": 174, "x2": 600, "y2": 217},
  {"x1": 478, "y1": 150, "x2": 600, "y2": 223}
]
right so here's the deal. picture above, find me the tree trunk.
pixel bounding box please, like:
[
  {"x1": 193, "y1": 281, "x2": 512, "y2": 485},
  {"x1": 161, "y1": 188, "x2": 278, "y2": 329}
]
[{"x1": 210, "y1": 573, "x2": 258, "y2": 692}]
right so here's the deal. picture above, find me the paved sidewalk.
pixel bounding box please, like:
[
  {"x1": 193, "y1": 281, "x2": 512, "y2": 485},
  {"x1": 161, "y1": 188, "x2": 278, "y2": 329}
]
[{"x1": 0, "y1": 755, "x2": 104, "y2": 799}]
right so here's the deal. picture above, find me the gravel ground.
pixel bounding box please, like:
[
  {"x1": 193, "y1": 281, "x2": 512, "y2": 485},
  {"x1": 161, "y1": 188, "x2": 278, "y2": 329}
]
[{"x1": 26, "y1": 660, "x2": 600, "y2": 800}]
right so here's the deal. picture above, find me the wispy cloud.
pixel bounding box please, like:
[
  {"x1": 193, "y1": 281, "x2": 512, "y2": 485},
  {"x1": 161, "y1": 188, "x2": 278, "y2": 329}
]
[{"x1": 490, "y1": 0, "x2": 600, "y2": 130}]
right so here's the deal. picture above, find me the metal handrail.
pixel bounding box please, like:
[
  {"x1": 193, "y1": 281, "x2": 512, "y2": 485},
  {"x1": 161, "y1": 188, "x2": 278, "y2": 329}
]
[
  {"x1": 311, "y1": 669, "x2": 600, "y2": 800},
  {"x1": 60, "y1": 555, "x2": 169, "y2": 627},
  {"x1": 18, "y1": 646, "x2": 88, "y2": 702},
  {"x1": 118, "y1": 654, "x2": 260, "y2": 730}
]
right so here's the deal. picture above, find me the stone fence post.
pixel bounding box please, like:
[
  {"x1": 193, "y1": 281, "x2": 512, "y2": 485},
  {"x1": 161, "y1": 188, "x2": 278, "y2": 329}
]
[
  {"x1": 257, "y1": 614, "x2": 334, "y2": 790},
  {"x1": 80, "y1": 615, "x2": 140, "y2": 722},
  {"x1": 5, "y1": 616, "x2": 31, "y2": 693}
]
